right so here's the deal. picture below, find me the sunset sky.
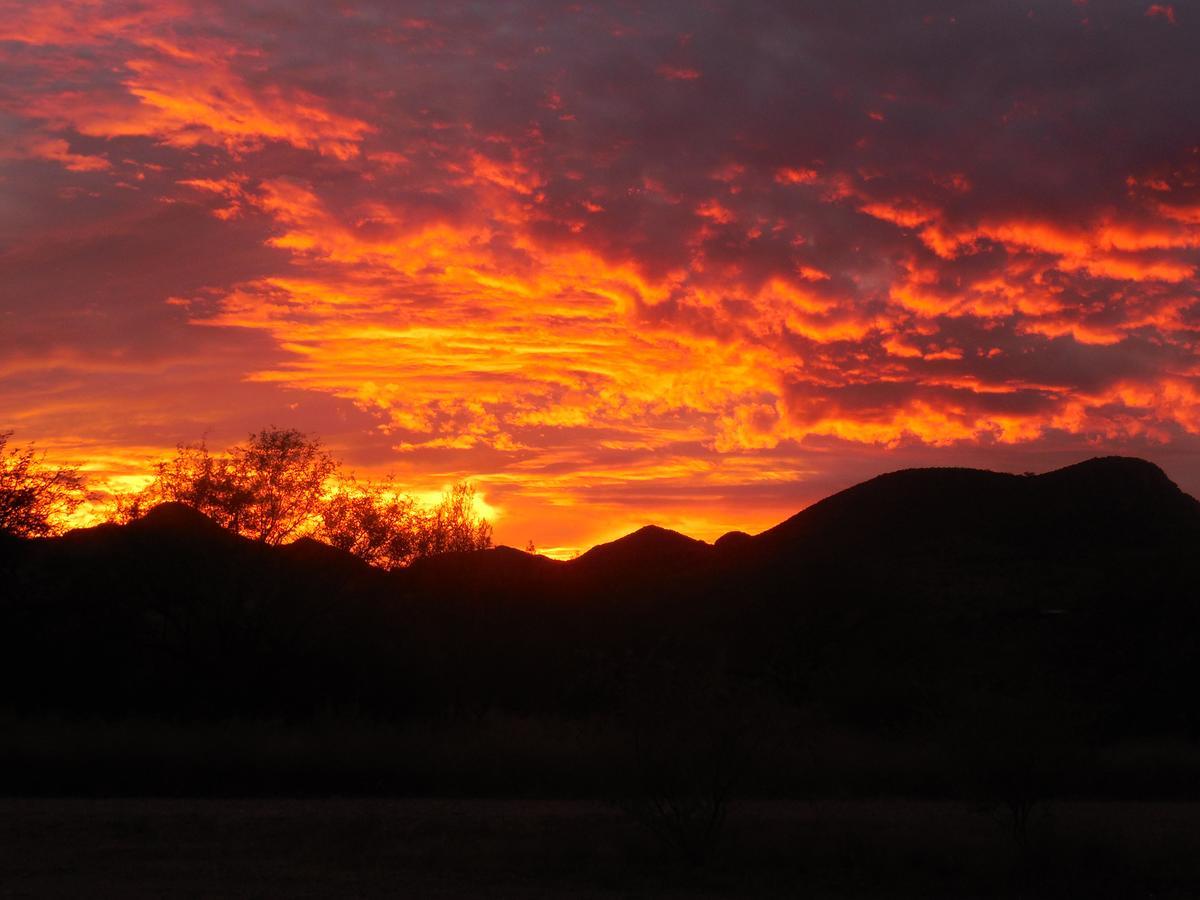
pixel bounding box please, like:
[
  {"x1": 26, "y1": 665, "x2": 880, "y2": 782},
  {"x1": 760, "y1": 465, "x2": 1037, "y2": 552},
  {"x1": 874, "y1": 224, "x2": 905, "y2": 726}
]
[{"x1": 2, "y1": 0, "x2": 1199, "y2": 555}]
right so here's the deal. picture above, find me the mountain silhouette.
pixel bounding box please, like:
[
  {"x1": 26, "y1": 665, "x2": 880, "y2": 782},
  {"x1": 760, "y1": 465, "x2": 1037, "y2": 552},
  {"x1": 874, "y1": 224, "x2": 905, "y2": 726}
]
[
  {"x1": 571, "y1": 525, "x2": 713, "y2": 579},
  {"x1": 579, "y1": 523, "x2": 709, "y2": 560},
  {"x1": 126, "y1": 500, "x2": 234, "y2": 538},
  {"x1": 746, "y1": 456, "x2": 1200, "y2": 564},
  {"x1": 2, "y1": 457, "x2": 1198, "y2": 737}
]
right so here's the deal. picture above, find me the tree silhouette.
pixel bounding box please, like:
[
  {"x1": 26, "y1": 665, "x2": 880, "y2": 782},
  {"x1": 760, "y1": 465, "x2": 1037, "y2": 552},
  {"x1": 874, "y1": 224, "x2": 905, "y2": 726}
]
[
  {"x1": 314, "y1": 476, "x2": 420, "y2": 569},
  {"x1": 411, "y1": 481, "x2": 493, "y2": 559},
  {"x1": 227, "y1": 428, "x2": 339, "y2": 544},
  {"x1": 0, "y1": 431, "x2": 84, "y2": 537},
  {"x1": 124, "y1": 429, "x2": 337, "y2": 545},
  {"x1": 315, "y1": 479, "x2": 492, "y2": 569},
  {"x1": 119, "y1": 427, "x2": 492, "y2": 564}
]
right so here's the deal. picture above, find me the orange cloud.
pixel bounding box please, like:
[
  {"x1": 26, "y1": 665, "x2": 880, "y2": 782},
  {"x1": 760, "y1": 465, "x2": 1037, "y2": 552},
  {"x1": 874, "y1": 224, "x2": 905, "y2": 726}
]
[{"x1": 6, "y1": 17, "x2": 371, "y2": 158}]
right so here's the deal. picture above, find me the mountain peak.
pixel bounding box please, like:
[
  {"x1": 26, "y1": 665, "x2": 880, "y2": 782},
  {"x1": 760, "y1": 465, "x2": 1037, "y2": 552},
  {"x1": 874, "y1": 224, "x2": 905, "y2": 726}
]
[
  {"x1": 628, "y1": 524, "x2": 695, "y2": 542},
  {"x1": 714, "y1": 530, "x2": 751, "y2": 551},
  {"x1": 572, "y1": 524, "x2": 710, "y2": 570},
  {"x1": 1036, "y1": 455, "x2": 1175, "y2": 487},
  {"x1": 123, "y1": 502, "x2": 235, "y2": 543}
]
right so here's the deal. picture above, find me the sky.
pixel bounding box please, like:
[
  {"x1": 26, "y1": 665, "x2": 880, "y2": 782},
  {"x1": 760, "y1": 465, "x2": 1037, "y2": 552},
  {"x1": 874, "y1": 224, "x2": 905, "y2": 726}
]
[{"x1": 2, "y1": 0, "x2": 1199, "y2": 556}]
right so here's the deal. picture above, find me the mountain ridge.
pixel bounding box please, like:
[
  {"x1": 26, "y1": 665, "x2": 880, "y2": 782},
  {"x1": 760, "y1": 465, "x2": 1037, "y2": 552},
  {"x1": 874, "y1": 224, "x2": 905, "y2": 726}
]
[
  {"x1": 30, "y1": 456, "x2": 1199, "y2": 567},
  {"x1": 4, "y1": 455, "x2": 1198, "y2": 734}
]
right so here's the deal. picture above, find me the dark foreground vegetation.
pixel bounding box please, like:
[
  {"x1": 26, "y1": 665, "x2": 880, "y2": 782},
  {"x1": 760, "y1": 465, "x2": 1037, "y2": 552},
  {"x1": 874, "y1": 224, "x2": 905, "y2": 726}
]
[
  {"x1": 2, "y1": 456, "x2": 1200, "y2": 895},
  {"x1": 6, "y1": 797, "x2": 1200, "y2": 899}
]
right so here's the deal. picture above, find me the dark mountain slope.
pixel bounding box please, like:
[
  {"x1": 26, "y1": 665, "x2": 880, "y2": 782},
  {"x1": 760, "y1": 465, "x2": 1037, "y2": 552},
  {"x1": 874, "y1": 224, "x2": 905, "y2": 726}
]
[
  {"x1": 0, "y1": 502, "x2": 395, "y2": 717},
  {"x1": 572, "y1": 525, "x2": 712, "y2": 573},
  {"x1": 122, "y1": 501, "x2": 234, "y2": 540},
  {"x1": 366, "y1": 525, "x2": 712, "y2": 614},
  {"x1": 1032, "y1": 456, "x2": 1200, "y2": 544},
  {"x1": 748, "y1": 457, "x2": 1200, "y2": 566},
  {"x1": 405, "y1": 544, "x2": 562, "y2": 588},
  {"x1": 713, "y1": 458, "x2": 1200, "y2": 737},
  {"x1": 1, "y1": 457, "x2": 1198, "y2": 736}
]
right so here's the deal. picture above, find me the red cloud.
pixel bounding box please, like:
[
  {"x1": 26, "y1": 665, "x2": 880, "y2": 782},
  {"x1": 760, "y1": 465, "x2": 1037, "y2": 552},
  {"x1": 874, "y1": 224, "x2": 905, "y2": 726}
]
[
  {"x1": 1146, "y1": 4, "x2": 1177, "y2": 24},
  {"x1": 655, "y1": 64, "x2": 701, "y2": 81}
]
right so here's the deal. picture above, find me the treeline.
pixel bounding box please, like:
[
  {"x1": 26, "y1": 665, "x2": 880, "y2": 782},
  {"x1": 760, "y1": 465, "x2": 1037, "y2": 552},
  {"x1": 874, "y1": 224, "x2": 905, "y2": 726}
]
[{"x1": 0, "y1": 427, "x2": 491, "y2": 568}]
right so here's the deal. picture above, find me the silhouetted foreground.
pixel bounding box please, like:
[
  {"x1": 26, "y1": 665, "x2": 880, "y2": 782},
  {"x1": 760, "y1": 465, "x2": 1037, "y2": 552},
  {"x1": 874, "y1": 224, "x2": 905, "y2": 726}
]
[
  {"x1": 6, "y1": 797, "x2": 1200, "y2": 899},
  {"x1": 4, "y1": 455, "x2": 1198, "y2": 727},
  {"x1": 3, "y1": 457, "x2": 1200, "y2": 894}
]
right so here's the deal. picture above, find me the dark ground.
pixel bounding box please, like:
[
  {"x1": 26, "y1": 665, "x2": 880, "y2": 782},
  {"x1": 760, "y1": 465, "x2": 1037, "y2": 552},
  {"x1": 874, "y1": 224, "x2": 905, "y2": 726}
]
[{"x1": 3, "y1": 797, "x2": 1199, "y2": 899}]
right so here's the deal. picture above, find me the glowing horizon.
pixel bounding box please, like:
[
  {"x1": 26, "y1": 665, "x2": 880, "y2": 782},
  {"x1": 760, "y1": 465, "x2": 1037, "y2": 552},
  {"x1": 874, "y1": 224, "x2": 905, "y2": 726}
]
[{"x1": 3, "y1": 1, "x2": 1199, "y2": 556}]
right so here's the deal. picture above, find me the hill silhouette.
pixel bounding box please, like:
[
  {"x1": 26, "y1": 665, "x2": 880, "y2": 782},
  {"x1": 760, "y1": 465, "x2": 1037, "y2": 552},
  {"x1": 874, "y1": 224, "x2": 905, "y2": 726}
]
[
  {"x1": 747, "y1": 456, "x2": 1200, "y2": 563},
  {"x1": 573, "y1": 524, "x2": 712, "y2": 570},
  {"x1": 2, "y1": 456, "x2": 1199, "y2": 739}
]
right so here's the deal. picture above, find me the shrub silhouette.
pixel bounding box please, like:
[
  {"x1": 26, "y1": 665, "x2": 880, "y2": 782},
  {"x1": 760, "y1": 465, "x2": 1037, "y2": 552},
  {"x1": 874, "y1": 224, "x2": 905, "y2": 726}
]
[
  {"x1": 948, "y1": 689, "x2": 1095, "y2": 858},
  {"x1": 614, "y1": 659, "x2": 755, "y2": 865},
  {"x1": 0, "y1": 431, "x2": 83, "y2": 537}
]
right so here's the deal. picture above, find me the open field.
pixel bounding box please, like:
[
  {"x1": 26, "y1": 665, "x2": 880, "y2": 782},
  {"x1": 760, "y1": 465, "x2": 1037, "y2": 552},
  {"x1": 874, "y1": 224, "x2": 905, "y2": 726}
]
[{"x1": 3, "y1": 797, "x2": 1199, "y2": 898}]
